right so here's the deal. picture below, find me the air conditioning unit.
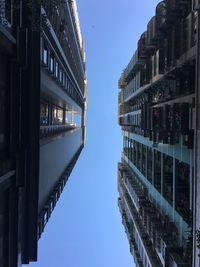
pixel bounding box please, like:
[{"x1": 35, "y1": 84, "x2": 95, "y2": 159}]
[
  {"x1": 155, "y1": 2, "x2": 167, "y2": 31},
  {"x1": 138, "y1": 32, "x2": 147, "y2": 59},
  {"x1": 147, "y1": 16, "x2": 157, "y2": 46}
]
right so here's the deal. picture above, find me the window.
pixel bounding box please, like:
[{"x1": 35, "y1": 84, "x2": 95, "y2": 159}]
[
  {"x1": 142, "y1": 145, "x2": 146, "y2": 176},
  {"x1": 40, "y1": 101, "x2": 49, "y2": 125},
  {"x1": 143, "y1": 254, "x2": 147, "y2": 267},
  {"x1": 55, "y1": 61, "x2": 59, "y2": 78},
  {"x1": 71, "y1": 85, "x2": 75, "y2": 97},
  {"x1": 137, "y1": 142, "x2": 142, "y2": 171},
  {"x1": 62, "y1": 73, "x2": 65, "y2": 87},
  {"x1": 65, "y1": 77, "x2": 68, "y2": 90},
  {"x1": 163, "y1": 155, "x2": 173, "y2": 204},
  {"x1": 42, "y1": 41, "x2": 48, "y2": 65},
  {"x1": 52, "y1": 106, "x2": 63, "y2": 125},
  {"x1": 175, "y1": 160, "x2": 190, "y2": 220},
  {"x1": 49, "y1": 53, "x2": 54, "y2": 73},
  {"x1": 50, "y1": 201, "x2": 54, "y2": 213},
  {"x1": 59, "y1": 68, "x2": 63, "y2": 83},
  {"x1": 147, "y1": 147, "x2": 153, "y2": 183},
  {"x1": 43, "y1": 212, "x2": 48, "y2": 226},
  {"x1": 68, "y1": 83, "x2": 71, "y2": 94},
  {"x1": 154, "y1": 150, "x2": 161, "y2": 192}
]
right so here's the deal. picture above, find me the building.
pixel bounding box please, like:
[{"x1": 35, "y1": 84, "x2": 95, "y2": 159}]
[
  {"x1": 0, "y1": 0, "x2": 87, "y2": 266},
  {"x1": 118, "y1": 0, "x2": 197, "y2": 266}
]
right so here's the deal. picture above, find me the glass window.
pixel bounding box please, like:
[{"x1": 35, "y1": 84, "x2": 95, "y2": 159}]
[
  {"x1": 62, "y1": 73, "x2": 65, "y2": 87},
  {"x1": 142, "y1": 144, "x2": 146, "y2": 176},
  {"x1": 50, "y1": 201, "x2": 54, "y2": 213},
  {"x1": 130, "y1": 140, "x2": 134, "y2": 163},
  {"x1": 147, "y1": 147, "x2": 153, "y2": 183},
  {"x1": 133, "y1": 141, "x2": 137, "y2": 165},
  {"x1": 59, "y1": 69, "x2": 63, "y2": 83},
  {"x1": 43, "y1": 49, "x2": 48, "y2": 65},
  {"x1": 55, "y1": 61, "x2": 59, "y2": 78},
  {"x1": 65, "y1": 77, "x2": 68, "y2": 90},
  {"x1": 40, "y1": 101, "x2": 49, "y2": 125},
  {"x1": 137, "y1": 142, "x2": 142, "y2": 171},
  {"x1": 49, "y1": 54, "x2": 54, "y2": 73},
  {"x1": 154, "y1": 150, "x2": 161, "y2": 192},
  {"x1": 44, "y1": 212, "x2": 48, "y2": 226},
  {"x1": 52, "y1": 106, "x2": 63, "y2": 125},
  {"x1": 143, "y1": 254, "x2": 147, "y2": 267},
  {"x1": 42, "y1": 41, "x2": 48, "y2": 65},
  {"x1": 71, "y1": 85, "x2": 74, "y2": 96},
  {"x1": 175, "y1": 160, "x2": 190, "y2": 220},
  {"x1": 163, "y1": 155, "x2": 173, "y2": 204},
  {"x1": 69, "y1": 83, "x2": 72, "y2": 94}
]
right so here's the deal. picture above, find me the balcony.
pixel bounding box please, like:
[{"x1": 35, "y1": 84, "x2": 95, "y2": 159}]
[
  {"x1": 119, "y1": 162, "x2": 191, "y2": 266},
  {"x1": 40, "y1": 124, "x2": 76, "y2": 139},
  {"x1": 118, "y1": 73, "x2": 127, "y2": 89},
  {"x1": 163, "y1": 238, "x2": 191, "y2": 266},
  {"x1": 118, "y1": 92, "x2": 122, "y2": 105},
  {"x1": 131, "y1": 241, "x2": 143, "y2": 267},
  {"x1": 142, "y1": 101, "x2": 194, "y2": 148},
  {"x1": 124, "y1": 173, "x2": 145, "y2": 210},
  {"x1": 123, "y1": 72, "x2": 141, "y2": 101},
  {"x1": 138, "y1": 32, "x2": 148, "y2": 58},
  {"x1": 120, "y1": 161, "x2": 188, "y2": 256},
  {"x1": 124, "y1": 191, "x2": 162, "y2": 267},
  {"x1": 122, "y1": 125, "x2": 143, "y2": 136},
  {"x1": 165, "y1": 0, "x2": 192, "y2": 22},
  {"x1": 123, "y1": 49, "x2": 145, "y2": 82},
  {"x1": 146, "y1": 17, "x2": 157, "y2": 53},
  {"x1": 155, "y1": 2, "x2": 167, "y2": 31}
]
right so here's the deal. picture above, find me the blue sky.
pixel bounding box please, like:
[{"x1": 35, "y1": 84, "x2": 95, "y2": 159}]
[{"x1": 28, "y1": 1, "x2": 160, "y2": 267}]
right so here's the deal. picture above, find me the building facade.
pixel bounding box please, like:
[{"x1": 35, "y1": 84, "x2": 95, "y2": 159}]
[
  {"x1": 118, "y1": 1, "x2": 197, "y2": 266},
  {"x1": 0, "y1": 0, "x2": 87, "y2": 266}
]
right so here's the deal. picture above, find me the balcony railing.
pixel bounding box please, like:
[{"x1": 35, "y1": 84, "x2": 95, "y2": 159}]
[
  {"x1": 40, "y1": 124, "x2": 76, "y2": 139},
  {"x1": 123, "y1": 191, "x2": 162, "y2": 267},
  {"x1": 124, "y1": 49, "x2": 145, "y2": 81}
]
